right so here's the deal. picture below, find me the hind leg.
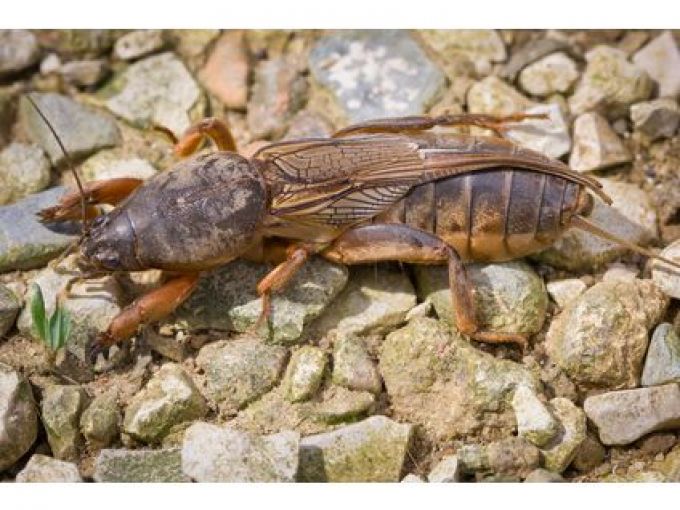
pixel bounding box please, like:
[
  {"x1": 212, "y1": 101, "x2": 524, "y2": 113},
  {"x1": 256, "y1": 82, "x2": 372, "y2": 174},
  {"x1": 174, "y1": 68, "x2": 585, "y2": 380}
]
[
  {"x1": 322, "y1": 223, "x2": 528, "y2": 347},
  {"x1": 332, "y1": 113, "x2": 547, "y2": 138},
  {"x1": 174, "y1": 117, "x2": 237, "y2": 157}
]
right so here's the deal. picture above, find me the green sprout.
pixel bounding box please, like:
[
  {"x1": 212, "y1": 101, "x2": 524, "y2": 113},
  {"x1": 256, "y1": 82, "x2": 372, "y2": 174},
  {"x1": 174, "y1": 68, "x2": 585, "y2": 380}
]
[{"x1": 30, "y1": 283, "x2": 71, "y2": 352}]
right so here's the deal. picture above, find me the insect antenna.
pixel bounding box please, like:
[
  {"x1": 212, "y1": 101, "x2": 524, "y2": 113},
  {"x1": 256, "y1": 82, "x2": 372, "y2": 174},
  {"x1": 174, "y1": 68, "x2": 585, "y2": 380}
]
[
  {"x1": 25, "y1": 94, "x2": 89, "y2": 232},
  {"x1": 572, "y1": 215, "x2": 680, "y2": 271}
]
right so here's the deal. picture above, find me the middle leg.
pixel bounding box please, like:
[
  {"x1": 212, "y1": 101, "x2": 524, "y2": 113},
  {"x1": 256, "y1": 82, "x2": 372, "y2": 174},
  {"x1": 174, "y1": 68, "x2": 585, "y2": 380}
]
[{"x1": 322, "y1": 223, "x2": 528, "y2": 347}]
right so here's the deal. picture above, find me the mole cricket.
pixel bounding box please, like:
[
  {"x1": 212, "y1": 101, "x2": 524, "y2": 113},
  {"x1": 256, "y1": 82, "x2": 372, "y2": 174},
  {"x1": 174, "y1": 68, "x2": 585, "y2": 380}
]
[{"x1": 27, "y1": 96, "x2": 680, "y2": 361}]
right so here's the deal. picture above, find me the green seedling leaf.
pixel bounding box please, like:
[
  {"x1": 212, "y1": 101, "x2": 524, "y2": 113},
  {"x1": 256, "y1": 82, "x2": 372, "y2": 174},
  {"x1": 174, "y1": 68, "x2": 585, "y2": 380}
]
[
  {"x1": 30, "y1": 283, "x2": 72, "y2": 352},
  {"x1": 30, "y1": 283, "x2": 48, "y2": 343}
]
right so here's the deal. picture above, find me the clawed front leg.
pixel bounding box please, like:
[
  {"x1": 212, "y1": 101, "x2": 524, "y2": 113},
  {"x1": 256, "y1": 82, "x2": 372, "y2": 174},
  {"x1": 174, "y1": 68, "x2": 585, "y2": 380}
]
[
  {"x1": 332, "y1": 113, "x2": 548, "y2": 139},
  {"x1": 88, "y1": 273, "x2": 200, "y2": 362},
  {"x1": 38, "y1": 178, "x2": 144, "y2": 222},
  {"x1": 322, "y1": 223, "x2": 528, "y2": 348}
]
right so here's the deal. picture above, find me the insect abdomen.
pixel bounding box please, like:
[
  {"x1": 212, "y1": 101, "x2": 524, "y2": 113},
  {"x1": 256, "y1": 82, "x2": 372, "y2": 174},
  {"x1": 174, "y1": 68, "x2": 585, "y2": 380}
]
[{"x1": 375, "y1": 168, "x2": 582, "y2": 262}]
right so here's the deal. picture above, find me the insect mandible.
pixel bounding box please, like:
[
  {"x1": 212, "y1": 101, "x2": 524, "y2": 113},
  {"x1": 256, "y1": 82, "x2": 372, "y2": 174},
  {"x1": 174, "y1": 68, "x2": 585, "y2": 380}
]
[{"x1": 29, "y1": 97, "x2": 680, "y2": 361}]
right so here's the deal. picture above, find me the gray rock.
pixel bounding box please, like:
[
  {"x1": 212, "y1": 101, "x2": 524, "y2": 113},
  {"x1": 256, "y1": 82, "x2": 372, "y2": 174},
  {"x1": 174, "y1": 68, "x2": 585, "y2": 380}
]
[
  {"x1": 546, "y1": 279, "x2": 587, "y2": 308},
  {"x1": 123, "y1": 363, "x2": 207, "y2": 444},
  {"x1": 569, "y1": 112, "x2": 631, "y2": 172},
  {"x1": 181, "y1": 422, "x2": 299, "y2": 482},
  {"x1": 80, "y1": 391, "x2": 120, "y2": 447},
  {"x1": 195, "y1": 337, "x2": 288, "y2": 413},
  {"x1": 15, "y1": 454, "x2": 82, "y2": 482},
  {"x1": 311, "y1": 385, "x2": 375, "y2": 425},
  {"x1": 584, "y1": 383, "x2": 680, "y2": 445},
  {"x1": 0, "y1": 186, "x2": 78, "y2": 272},
  {"x1": 467, "y1": 76, "x2": 536, "y2": 116},
  {"x1": 546, "y1": 279, "x2": 668, "y2": 389},
  {"x1": 641, "y1": 323, "x2": 680, "y2": 387},
  {"x1": 59, "y1": 59, "x2": 110, "y2": 88},
  {"x1": 310, "y1": 30, "x2": 446, "y2": 124},
  {"x1": 569, "y1": 46, "x2": 653, "y2": 119},
  {"x1": 113, "y1": 30, "x2": 165, "y2": 61},
  {"x1": 536, "y1": 178, "x2": 657, "y2": 271},
  {"x1": 572, "y1": 433, "x2": 606, "y2": 473},
  {"x1": 94, "y1": 448, "x2": 188, "y2": 482},
  {"x1": 456, "y1": 437, "x2": 541, "y2": 478},
  {"x1": 414, "y1": 260, "x2": 548, "y2": 337},
  {"x1": 310, "y1": 264, "x2": 416, "y2": 337},
  {"x1": 379, "y1": 317, "x2": 539, "y2": 441},
  {"x1": 512, "y1": 384, "x2": 559, "y2": 447},
  {"x1": 332, "y1": 335, "x2": 382, "y2": 395},
  {"x1": 41, "y1": 385, "x2": 88, "y2": 461},
  {"x1": 0, "y1": 30, "x2": 40, "y2": 76},
  {"x1": 633, "y1": 31, "x2": 680, "y2": 98},
  {"x1": 247, "y1": 56, "x2": 308, "y2": 139},
  {"x1": 418, "y1": 29, "x2": 506, "y2": 74},
  {"x1": 35, "y1": 29, "x2": 117, "y2": 58},
  {"x1": 232, "y1": 383, "x2": 374, "y2": 436},
  {"x1": 0, "y1": 363, "x2": 37, "y2": 472},
  {"x1": 427, "y1": 455, "x2": 461, "y2": 482},
  {"x1": 630, "y1": 98, "x2": 680, "y2": 141},
  {"x1": 282, "y1": 346, "x2": 327, "y2": 403},
  {"x1": 524, "y1": 468, "x2": 564, "y2": 483},
  {"x1": 18, "y1": 263, "x2": 124, "y2": 364},
  {"x1": 518, "y1": 52, "x2": 579, "y2": 97},
  {"x1": 501, "y1": 37, "x2": 569, "y2": 81},
  {"x1": 198, "y1": 30, "x2": 249, "y2": 110},
  {"x1": 540, "y1": 398, "x2": 587, "y2": 473},
  {"x1": 103, "y1": 52, "x2": 203, "y2": 135},
  {"x1": 486, "y1": 437, "x2": 541, "y2": 478},
  {"x1": 80, "y1": 149, "x2": 157, "y2": 181},
  {"x1": 172, "y1": 258, "x2": 348, "y2": 344},
  {"x1": 457, "y1": 443, "x2": 488, "y2": 474},
  {"x1": 652, "y1": 239, "x2": 680, "y2": 299},
  {"x1": 19, "y1": 93, "x2": 121, "y2": 166},
  {"x1": 0, "y1": 283, "x2": 20, "y2": 338},
  {"x1": 298, "y1": 415, "x2": 412, "y2": 482},
  {"x1": 0, "y1": 142, "x2": 51, "y2": 205}
]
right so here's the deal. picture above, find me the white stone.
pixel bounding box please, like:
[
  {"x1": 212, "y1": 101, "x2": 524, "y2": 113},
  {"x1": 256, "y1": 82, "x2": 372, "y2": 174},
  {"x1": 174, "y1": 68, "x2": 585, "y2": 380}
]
[
  {"x1": 16, "y1": 454, "x2": 82, "y2": 482},
  {"x1": 503, "y1": 103, "x2": 571, "y2": 159},
  {"x1": 546, "y1": 279, "x2": 587, "y2": 308},
  {"x1": 633, "y1": 31, "x2": 680, "y2": 98},
  {"x1": 584, "y1": 383, "x2": 680, "y2": 445},
  {"x1": 512, "y1": 384, "x2": 559, "y2": 447},
  {"x1": 427, "y1": 455, "x2": 461, "y2": 482},
  {"x1": 630, "y1": 98, "x2": 680, "y2": 140},
  {"x1": 519, "y1": 52, "x2": 579, "y2": 96},
  {"x1": 540, "y1": 398, "x2": 586, "y2": 473},
  {"x1": 569, "y1": 112, "x2": 631, "y2": 173},
  {"x1": 181, "y1": 422, "x2": 300, "y2": 482},
  {"x1": 641, "y1": 323, "x2": 680, "y2": 387}
]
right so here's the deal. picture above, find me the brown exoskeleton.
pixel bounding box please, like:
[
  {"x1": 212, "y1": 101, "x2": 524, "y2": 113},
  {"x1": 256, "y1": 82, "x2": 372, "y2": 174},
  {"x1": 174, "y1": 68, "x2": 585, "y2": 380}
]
[{"x1": 31, "y1": 99, "x2": 680, "y2": 361}]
